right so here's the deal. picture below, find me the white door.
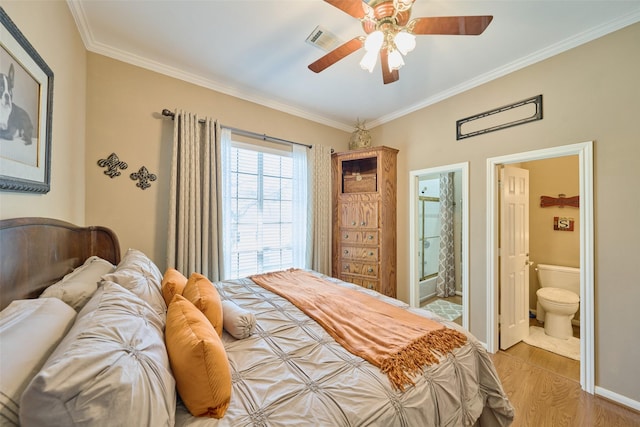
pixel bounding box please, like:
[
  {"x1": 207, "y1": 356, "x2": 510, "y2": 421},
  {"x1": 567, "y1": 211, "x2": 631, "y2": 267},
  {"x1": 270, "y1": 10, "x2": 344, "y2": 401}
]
[{"x1": 499, "y1": 166, "x2": 530, "y2": 350}]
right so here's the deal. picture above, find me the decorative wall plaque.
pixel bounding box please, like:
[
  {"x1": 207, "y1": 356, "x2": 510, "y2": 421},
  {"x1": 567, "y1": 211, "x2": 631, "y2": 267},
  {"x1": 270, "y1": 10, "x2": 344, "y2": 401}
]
[
  {"x1": 456, "y1": 95, "x2": 543, "y2": 140},
  {"x1": 130, "y1": 166, "x2": 157, "y2": 190},
  {"x1": 540, "y1": 194, "x2": 579, "y2": 208},
  {"x1": 97, "y1": 153, "x2": 128, "y2": 178},
  {"x1": 554, "y1": 216, "x2": 575, "y2": 231}
]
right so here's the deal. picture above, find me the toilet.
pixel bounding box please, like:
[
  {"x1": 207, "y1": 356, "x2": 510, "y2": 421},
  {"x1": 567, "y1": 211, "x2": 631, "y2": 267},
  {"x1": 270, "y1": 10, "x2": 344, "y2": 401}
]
[{"x1": 535, "y1": 264, "x2": 580, "y2": 339}]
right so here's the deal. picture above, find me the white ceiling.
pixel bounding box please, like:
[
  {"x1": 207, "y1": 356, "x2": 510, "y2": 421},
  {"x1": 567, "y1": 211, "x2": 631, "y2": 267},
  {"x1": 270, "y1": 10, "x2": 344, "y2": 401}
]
[{"x1": 68, "y1": 0, "x2": 640, "y2": 131}]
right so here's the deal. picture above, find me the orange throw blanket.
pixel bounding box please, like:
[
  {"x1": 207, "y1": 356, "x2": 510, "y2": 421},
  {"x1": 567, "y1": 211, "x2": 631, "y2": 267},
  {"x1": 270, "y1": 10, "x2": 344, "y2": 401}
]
[{"x1": 250, "y1": 269, "x2": 467, "y2": 391}]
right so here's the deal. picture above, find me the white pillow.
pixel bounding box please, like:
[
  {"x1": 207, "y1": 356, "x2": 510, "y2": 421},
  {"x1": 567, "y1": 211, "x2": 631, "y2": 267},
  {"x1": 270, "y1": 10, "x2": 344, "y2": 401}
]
[
  {"x1": 221, "y1": 299, "x2": 256, "y2": 339},
  {"x1": 20, "y1": 281, "x2": 176, "y2": 427},
  {"x1": 0, "y1": 298, "x2": 76, "y2": 426},
  {"x1": 101, "y1": 248, "x2": 166, "y2": 317},
  {"x1": 39, "y1": 256, "x2": 115, "y2": 311}
]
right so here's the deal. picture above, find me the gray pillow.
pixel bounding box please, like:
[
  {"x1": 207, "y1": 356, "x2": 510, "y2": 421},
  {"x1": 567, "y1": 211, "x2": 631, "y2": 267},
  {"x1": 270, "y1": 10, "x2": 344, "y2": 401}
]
[
  {"x1": 0, "y1": 298, "x2": 76, "y2": 426},
  {"x1": 39, "y1": 256, "x2": 115, "y2": 311},
  {"x1": 20, "y1": 281, "x2": 175, "y2": 427},
  {"x1": 101, "y1": 248, "x2": 166, "y2": 318},
  {"x1": 221, "y1": 299, "x2": 256, "y2": 339}
]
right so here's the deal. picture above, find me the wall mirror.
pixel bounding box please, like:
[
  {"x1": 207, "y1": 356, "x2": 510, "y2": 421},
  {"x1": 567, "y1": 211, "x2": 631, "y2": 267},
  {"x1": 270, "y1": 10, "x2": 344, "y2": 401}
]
[{"x1": 409, "y1": 162, "x2": 469, "y2": 330}]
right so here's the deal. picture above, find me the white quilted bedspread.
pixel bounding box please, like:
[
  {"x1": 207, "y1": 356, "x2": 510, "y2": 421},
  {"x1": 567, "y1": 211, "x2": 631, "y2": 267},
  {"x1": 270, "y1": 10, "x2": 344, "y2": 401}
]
[{"x1": 175, "y1": 273, "x2": 514, "y2": 427}]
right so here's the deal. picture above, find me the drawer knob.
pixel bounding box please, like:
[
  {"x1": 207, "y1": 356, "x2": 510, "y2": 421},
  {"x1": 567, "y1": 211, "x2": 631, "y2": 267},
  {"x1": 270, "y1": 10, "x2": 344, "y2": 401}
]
[
  {"x1": 343, "y1": 264, "x2": 349, "y2": 270},
  {"x1": 344, "y1": 250, "x2": 349, "y2": 255},
  {"x1": 368, "y1": 267, "x2": 374, "y2": 273},
  {"x1": 369, "y1": 251, "x2": 374, "y2": 256},
  {"x1": 361, "y1": 221, "x2": 366, "y2": 226},
  {"x1": 352, "y1": 221, "x2": 357, "y2": 226},
  {"x1": 344, "y1": 234, "x2": 349, "y2": 239},
  {"x1": 368, "y1": 235, "x2": 374, "y2": 240},
  {"x1": 367, "y1": 284, "x2": 374, "y2": 289}
]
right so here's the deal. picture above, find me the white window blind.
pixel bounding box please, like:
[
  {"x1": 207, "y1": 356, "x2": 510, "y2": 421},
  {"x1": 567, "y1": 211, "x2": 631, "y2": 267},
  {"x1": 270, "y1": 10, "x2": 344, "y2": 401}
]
[{"x1": 221, "y1": 133, "x2": 307, "y2": 280}]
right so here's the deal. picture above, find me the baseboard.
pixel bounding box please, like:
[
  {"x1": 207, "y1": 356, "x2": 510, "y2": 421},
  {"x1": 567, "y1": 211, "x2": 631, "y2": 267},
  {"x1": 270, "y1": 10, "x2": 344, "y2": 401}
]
[
  {"x1": 420, "y1": 290, "x2": 463, "y2": 305},
  {"x1": 419, "y1": 291, "x2": 436, "y2": 305},
  {"x1": 595, "y1": 386, "x2": 640, "y2": 412}
]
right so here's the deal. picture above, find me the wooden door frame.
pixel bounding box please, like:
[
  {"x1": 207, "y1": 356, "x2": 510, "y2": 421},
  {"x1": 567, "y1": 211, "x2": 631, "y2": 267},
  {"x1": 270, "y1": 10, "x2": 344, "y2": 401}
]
[
  {"x1": 409, "y1": 162, "x2": 469, "y2": 331},
  {"x1": 486, "y1": 141, "x2": 594, "y2": 393}
]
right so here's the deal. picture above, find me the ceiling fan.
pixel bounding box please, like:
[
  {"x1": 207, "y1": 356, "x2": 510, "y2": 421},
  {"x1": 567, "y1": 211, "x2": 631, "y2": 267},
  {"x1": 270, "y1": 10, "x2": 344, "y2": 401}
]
[{"x1": 308, "y1": 0, "x2": 493, "y2": 84}]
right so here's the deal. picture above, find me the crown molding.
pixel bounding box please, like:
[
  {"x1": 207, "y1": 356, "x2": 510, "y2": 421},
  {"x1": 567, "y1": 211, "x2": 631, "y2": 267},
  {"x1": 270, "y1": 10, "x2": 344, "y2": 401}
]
[
  {"x1": 370, "y1": 9, "x2": 640, "y2": 128},
  {"x1": 68, "y1": 1, "x2": 639, "y2": 131},
  {"x1": 66, "y1": 1, "x2": 353, "y2": 132}
]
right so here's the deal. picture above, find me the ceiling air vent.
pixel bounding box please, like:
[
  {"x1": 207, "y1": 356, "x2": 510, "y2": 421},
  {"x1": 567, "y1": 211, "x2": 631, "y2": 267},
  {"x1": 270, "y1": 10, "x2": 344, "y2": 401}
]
[{"x1": 305, "y1": 25, "x2": 342, "y2": 52}]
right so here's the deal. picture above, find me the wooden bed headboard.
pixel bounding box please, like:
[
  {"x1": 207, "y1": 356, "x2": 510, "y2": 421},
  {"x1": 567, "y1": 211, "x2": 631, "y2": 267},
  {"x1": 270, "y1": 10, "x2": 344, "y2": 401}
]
[{"x1": 0, "y1": 217, "x2": 121, "y2": 310}]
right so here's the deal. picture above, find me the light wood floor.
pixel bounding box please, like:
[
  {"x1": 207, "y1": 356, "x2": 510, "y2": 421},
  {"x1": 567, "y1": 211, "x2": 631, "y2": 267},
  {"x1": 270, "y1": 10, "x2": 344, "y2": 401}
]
[
  {"x1": 502, "y1": 318, "x2": 580, "y2": 382},
  {"x1": 492, "y1": 351, "x2": 640, "y2": 426},
  {"x1": 423, "y1": 298, "x2": 640, "y2": 425},
  {"x1": 496, "y1": 319, "x2": 640, "y2": 425}
]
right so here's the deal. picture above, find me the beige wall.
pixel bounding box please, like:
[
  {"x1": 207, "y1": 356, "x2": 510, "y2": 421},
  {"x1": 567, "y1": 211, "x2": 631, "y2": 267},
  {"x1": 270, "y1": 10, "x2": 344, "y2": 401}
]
[
  {"x1": 522, "y1": 156, "x2": 580, "y2": 311},
  {"x1": 85, "y1": 53, "x2": 350, "y2": 268},
  {"x1": 0, "y1": 2, "x2": 87, "y2": 223},
  {"x1": 371, "y1": 22, "x2": 640, "y2": 401}
]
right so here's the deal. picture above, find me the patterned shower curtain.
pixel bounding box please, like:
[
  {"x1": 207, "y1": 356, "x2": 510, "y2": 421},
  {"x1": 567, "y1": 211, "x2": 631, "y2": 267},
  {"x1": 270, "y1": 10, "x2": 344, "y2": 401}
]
[{"x1": 436, "y1": 172, "x2": 456, "y2": 297}]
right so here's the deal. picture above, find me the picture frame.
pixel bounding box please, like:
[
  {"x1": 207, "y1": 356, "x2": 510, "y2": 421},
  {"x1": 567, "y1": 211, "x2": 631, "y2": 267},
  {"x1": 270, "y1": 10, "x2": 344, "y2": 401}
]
[{"x1": 0, "y1": 8, "x2": 54, "y2": 193}]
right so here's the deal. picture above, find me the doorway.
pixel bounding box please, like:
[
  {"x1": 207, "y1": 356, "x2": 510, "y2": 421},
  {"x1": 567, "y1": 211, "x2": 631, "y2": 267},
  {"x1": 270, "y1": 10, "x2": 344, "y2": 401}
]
[
  {"x1": 486, "y1": 141, "x2": 594, "y2": 393},
  {"x1": 409, "y1": 162, "x2": 469, "y2": 331}
]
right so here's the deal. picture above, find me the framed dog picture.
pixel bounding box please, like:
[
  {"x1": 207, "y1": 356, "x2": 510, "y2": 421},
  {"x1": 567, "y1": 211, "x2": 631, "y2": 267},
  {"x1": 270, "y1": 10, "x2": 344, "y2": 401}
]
[{"x1": 0, "y1": 8, "x2": 53, "y2": 193}]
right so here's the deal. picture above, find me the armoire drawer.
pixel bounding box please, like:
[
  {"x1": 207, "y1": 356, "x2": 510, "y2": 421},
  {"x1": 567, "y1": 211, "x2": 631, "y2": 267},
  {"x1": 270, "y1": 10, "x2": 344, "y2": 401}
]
[
  {"x1": 341, "y1": 246, "x2": 378, "y2": 261},
  {"x1": 340, "y1": 230, "x2": 379, "y2": 245},
  {"x1": 340, "y1": 262, "x2": 378, "y2": 278}
]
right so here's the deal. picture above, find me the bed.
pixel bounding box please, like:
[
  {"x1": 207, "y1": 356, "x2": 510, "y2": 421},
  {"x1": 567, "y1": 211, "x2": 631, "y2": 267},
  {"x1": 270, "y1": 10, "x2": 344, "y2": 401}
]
[{"x1": 0, "y1": 217, "x2": 514, "y2": 426}]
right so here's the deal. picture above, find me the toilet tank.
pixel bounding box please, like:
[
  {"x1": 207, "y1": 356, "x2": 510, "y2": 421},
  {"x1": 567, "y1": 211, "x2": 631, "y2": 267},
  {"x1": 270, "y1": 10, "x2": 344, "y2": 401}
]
[{"x1": 536, "y1": 264, "x2": 580, "y2": 295}]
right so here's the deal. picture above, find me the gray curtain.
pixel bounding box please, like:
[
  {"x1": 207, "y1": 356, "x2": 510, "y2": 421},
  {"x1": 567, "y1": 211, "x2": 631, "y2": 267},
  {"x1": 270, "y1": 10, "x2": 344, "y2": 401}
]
[
  {"x1": 166, "y1": 109, "x2": 223, "y2": 280},
  {"x1": 306, "y1": 144, "x2": 333, "y2": 275},
  {"x1": 436, "y1": 172, "x2": 456, "y2": 297}
]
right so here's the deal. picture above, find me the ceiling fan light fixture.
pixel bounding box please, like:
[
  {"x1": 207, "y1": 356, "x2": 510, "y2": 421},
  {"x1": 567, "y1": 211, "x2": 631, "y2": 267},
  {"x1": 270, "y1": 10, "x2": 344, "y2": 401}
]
[
  {"x1": 360, "y1": 30, "x2": 384, "y2": 72},
  {"x1": 311, "y1": 0, "x2": 493, "y2": 84},
  {"x1": 388, "y1": 49, "x2": 404, "y2": 71},
  {"x1": 360, "y1": 49, "x2": 379, "y2": 72},
  {"x1": 394, "y1": 31, "x2": 416, "y2": 55},
  {"x1": 364, "y1": 30, "x2": 384, "y2": 52}
]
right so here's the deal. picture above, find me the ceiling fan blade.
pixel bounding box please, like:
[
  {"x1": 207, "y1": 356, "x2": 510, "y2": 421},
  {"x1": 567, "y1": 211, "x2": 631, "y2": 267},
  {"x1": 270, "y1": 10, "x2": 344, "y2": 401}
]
[
  {"x1": 411, "y1": 16, "x2": 493, "y2": 36},
  {"x1": 380, "y1": 49, "x2": 399, "y2": 85},
  {"x1": 323, "y1": 0, "x2": 366, "y2": 19},
  {"x1": 308, "y1": 37, "x2": 364, "y2": 73}
]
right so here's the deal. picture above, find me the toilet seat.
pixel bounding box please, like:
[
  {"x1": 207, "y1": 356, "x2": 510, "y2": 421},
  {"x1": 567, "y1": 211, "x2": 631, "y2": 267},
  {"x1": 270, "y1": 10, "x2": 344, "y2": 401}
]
[{"x1": 537, "y1": 287, "x2": 579, "y2": 304}]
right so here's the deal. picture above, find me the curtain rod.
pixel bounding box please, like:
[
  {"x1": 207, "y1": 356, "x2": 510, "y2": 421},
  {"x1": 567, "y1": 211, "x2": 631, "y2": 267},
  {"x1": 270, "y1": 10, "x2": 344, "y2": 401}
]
[{"x1": 161, "y1": 109, "x2": 312, "y2": 149}]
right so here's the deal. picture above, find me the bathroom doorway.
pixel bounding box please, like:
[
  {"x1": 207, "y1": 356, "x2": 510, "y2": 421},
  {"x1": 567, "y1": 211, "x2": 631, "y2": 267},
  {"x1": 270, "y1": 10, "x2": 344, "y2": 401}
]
[
  {"x1": 486, "y1": 141, "x2": 594, "y2": 393},
  {"x1": 409, "y1": 162, "x2": 469, "y2": 331}
]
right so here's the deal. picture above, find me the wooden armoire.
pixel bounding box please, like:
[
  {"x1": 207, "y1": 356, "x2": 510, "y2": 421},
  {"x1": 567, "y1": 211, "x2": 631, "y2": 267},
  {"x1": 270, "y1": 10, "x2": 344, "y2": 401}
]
[{"x1": 331, "y1": 146, "x2": 398, "y2": 298}]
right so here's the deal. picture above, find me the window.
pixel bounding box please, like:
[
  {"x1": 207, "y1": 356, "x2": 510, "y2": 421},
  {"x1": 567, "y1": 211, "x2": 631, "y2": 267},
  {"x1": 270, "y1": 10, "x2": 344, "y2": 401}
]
[{"x1": 221, "y1": 132, "x2": 307, "y2": 279}]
